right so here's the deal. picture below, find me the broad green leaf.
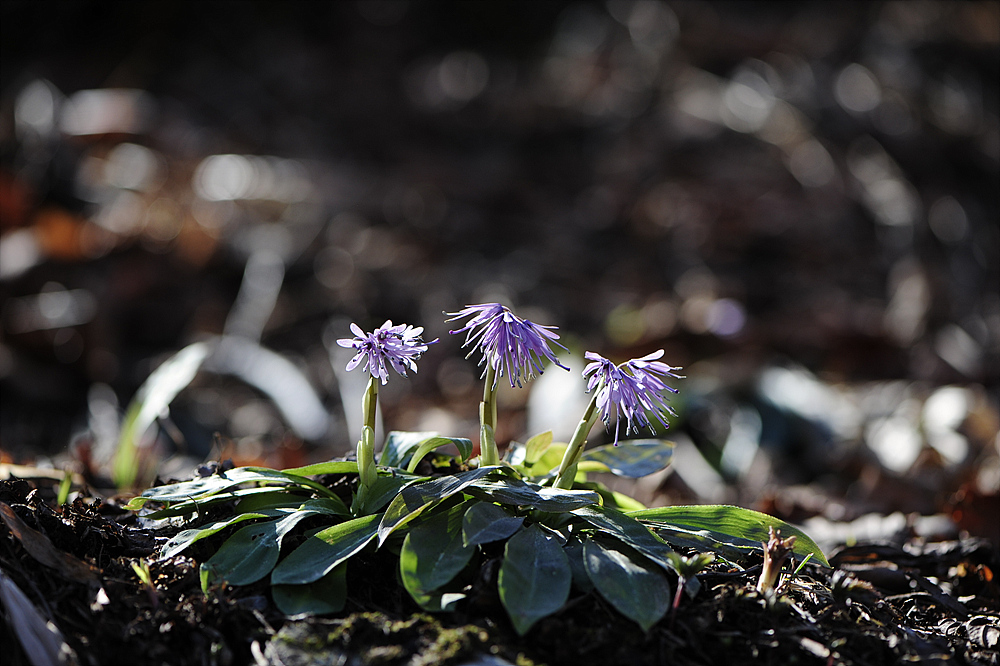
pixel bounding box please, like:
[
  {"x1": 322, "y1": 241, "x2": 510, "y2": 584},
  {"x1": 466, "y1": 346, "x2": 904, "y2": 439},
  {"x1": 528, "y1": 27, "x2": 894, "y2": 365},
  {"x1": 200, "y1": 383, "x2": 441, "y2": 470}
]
[
  {"x1": 467, "y1": 478, "x2": 599, "y2": 512},
  {"x1": 281, "y1": 461, "x2": 359, "y2": 476},
  {"x1": 462, "y1": 502, "x2": 524, "y2": 546},
  {"x1": 498, "y1": 524, "x2": 572, "y2": 635},
  {"x1": 379, "y1": 431, "x2": 439, "y2": 467},
  {"x1": 201, "y1": 503, "x2": 335, "y2": 586},
  {"x1": 628, "y1": 505, "x2": 829, "y2": 567},
  {"x1": 201, "y1": 520, "x2": 281, "y2": 586},
  {"x1": 131, "y1": 466, "x2": 337, "y2": 507},
  {"x1": 358, "y1": 474, "x2": 420, "y2": 515},
  {"x1": 115, "y1": 342, "x2": 211, "y2": 488},
  {"x1": 158, "y1": 512, "x2": 269, "y2": 560},
  {"x1": 572, "y1": 505, "x2": 674, "y2": 572},
  {"x1": 562, "y1": 539, "x2": 594, "y2": 593},
  {"x1": 580, "y1": 439, "x2": 674, "y2": 477},
  {"x1": 235, "y1": 490, "x2": 313, "y2": 514},
  {"x1": 272, "y1": 564, "x2": 347, "y2": 616},
  {"x1": 583, "y1": 539, "x2": 671, "y2": 632},
  {"x1": 141, "y1": 486, "x2": 298, "y2": 518},
  {"x1": 400, "y1": 502, "x2": 476, "y2": 610},
  {"x1": 271, "y1": 514, "x2": 380, "y2": 585},
  {"x1": 377, "y1": 466, "x2": 500, "y2": 544},
  {"x1": 524, "y1": 431, "x2": 553, "y2": 464},
  {"x1": 405, "y1": 437, "x2": 474, "y2": 473}
]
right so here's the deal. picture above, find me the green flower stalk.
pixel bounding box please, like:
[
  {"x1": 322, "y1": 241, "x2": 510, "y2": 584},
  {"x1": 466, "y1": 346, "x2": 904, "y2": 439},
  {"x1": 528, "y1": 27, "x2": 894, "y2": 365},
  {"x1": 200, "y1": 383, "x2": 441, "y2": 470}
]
[
  {"x1": 554, "y1": 350, "x2": 682, "y2": 489},
  {"x1": 338, "y1": 321, "x2": 435, "y2": 508},
  {"x1": 447, "y1": 304, "x2": 568, "y2": 466}
]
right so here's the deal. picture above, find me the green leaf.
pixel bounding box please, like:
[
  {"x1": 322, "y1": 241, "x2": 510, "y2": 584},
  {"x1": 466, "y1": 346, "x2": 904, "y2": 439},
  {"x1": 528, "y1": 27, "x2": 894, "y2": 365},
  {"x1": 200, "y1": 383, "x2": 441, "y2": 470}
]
[
  {"x1": 467, "y1": 477, "x2": 600, "y2": 512},
  {"x1": 132, "y1": 466, "x2": 338, "y2": 507},
  {"x1": 377, "y1": 466, "x2": 500, "y2": 544},
  {"x1": 234, "y1": 490, "x2": 313, "y2": 515},
  {"x1": 281, "y1": 461, "x2": 359, "y2": 476},
  {"x1": 462, "y1": 502, "x2": 524, "y2": 547},
  {"x1": 628, "y1": 505, "x2": 829, "y2": 567},
  {"x1": 271, "y1": 513, "x2": 380, "y2": 585},
  {"x1": 583, "y1": 539, "x2": 671, "y2": 632},
  {"x1": 580, "y1": 439, "x2": 674, "y2": 477},
  {"x1": 141, "y1": 486, "x2": 299, "y2": 518},
  {"x1": 498, "y1": 524, "x2": 572, "y2": 635},
  {"x1": 522, "y1": 442, "x2": 568, "y2": 477},
  {"x1": 400, "y1": 502, "x2": 476, "y2": 610},
  {"x1": 358, "y1": 474, "x2": 419, "y2": 515},
  {"x1": 562, "y1": 538, "x2": 594, "y2": 593},
  {"x1": 272, "y1": 564, "x2": 347, "y2": 616},
  {"x1": 201, "y1": 520, "x2": 281, "y2": 586},
  {"x1": 200, "y1": 503, "x2": 336, "y2": 586},
  {"x1": 405, "y1": 436, "x2": 474, "y2": 473},
  {"x1": 114, "y1": 342, "x2": 211, "y2": 488},
  {"x1": 572, "y1": 505, "x2": 674, "y2": 572},
  {"x1": 379, "y1": 431, "x2": 439, "y2": 467},
  {"x1": 524, "y1": 431, "x2": 553, "y2": 464},
  {"x1": 158, "y1": 512, "x2": 270, "y2": 560}
]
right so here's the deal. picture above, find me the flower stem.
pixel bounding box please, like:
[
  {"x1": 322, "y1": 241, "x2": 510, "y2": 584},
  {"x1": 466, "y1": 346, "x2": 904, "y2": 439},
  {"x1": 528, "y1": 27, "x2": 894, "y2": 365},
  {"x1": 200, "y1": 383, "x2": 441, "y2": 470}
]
[
  {"x1": 553, "y1": 391, "x2": 600, "y2": 489},
  {"x1": 357, "y1": 375, "x2": 379, "y2": 496},
  {"x1": 480, "y1": 365, "x2": 500, "y2": 465}
]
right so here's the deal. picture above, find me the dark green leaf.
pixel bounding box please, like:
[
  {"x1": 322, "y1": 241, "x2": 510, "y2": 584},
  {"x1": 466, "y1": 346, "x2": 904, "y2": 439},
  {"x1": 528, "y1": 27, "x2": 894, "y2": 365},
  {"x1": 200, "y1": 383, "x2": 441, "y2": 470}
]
[
  {"x1": 583, "y1": 539, "x2": 671, "y2": 632},
  {"x1": 272, "y1": 564, "x2": 347, "y2": 616},
  {"x1": 400, "y1": 502, "x2": 476, "y2": 610},
  {"x1": 580, "y1": 439, "x2": 674, "y2": 478},
  {"x1": 377, "y1": 466, "x2": 499, "y2": 544},
  {"x1": 467, "y1": 477, "x2": 599, "y2": 512},
  {"x1": 498, "y1": 524, "x2": 572, "y2": 635},
  {"x1": 201, "y1": 520, "x2": 280, "y2": 586},
  {"x1": 132, "y1": 466, "x2": 337, "y2": 507},
  {"x1": 142, "y1": 486, "x2": 298, "y2": 518},
  {"x1": 628, "y1": 505, "x2": 829, "y2": 567},
  {"x1": 405, "y1": 436, "x2": 474, "y2": 472},
  {"x1": 562, "y1": 539, "x2": 594, "y2": 593},
  {"x1": 379, "y1": 431, "x2": 439, "y2": 467},
  {"x1": 271, "y1": 514, "x2": 380, "y2": 585},
  {"x1": 462, "y1": 502, "x2": 524, "y2": 546},
  {"x1": 572, "y1": 505, "x2": 674, "y2": 572},
  {"x1": 158, "y1": 512, "x2": 270, "y2": 560}
]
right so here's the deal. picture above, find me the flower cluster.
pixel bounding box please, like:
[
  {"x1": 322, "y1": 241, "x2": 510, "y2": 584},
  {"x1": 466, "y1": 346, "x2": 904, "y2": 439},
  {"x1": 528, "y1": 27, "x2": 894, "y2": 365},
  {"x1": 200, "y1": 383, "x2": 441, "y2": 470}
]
[
  {"x1": 338, "y1": 321, "x2": 436, "y2": 385},
  {"x1": 583, "y1": 349, "x2": 683, "y2": 444},
  {"x1": 447, "y1": 303, "x2": 568, "y2": 388}
]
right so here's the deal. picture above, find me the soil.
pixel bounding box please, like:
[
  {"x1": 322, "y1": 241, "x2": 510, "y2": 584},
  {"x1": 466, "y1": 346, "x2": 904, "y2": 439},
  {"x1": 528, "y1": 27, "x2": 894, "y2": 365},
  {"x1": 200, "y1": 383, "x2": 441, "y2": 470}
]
[{"x1": 2, "y1": 474, "x2": 997, "y2": 666}]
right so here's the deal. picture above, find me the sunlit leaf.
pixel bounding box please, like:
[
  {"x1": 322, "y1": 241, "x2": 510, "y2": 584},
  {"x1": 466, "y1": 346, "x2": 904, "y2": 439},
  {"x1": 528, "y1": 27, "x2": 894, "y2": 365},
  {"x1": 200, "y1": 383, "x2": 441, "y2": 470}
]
[
  {"x1": 377, "y1": 466, "x2": 499, "y2": 544},
  {"x1": 583, "y1": 539, "x2": 671, "y2": 632},
  {"x1": 572, "y1": 505, "x2": 674, "y2": 572},
  {"x1": 281, "y1": 461, "x2": 359, "y2": 476},
  {"x1": 628, "y1": 505, "x2": 828, "y2": 567},
  {"x1": 462, "y1": 502, "x2": 524, "y2": 547},
  {"x1": 580, "y1": 439, "x2": 674, "y2": 478},
  {"x1": 498, "y1": 524, "x2": 571, "y2": 635},
  {"x1": 271, "y1": 513, "x2": 380, "y2": 585},
  {"x1": 400, "y1": 501, "x2": 476, "y2": 610},
  {"x1": 378, "y1": 431, "x2": 439, "y2": 467},
  {"x1": 140, "y1": 486, "x2": 301, "y2": 518},
  {"x1": 405, "y1": 436, "x2": 474, "y2": 472},
  {"x1": 272, "y1": 564, "x2": 347, "y2": 616},
  {"x1": 467, "y1": 477, "x2": 599, "y2": 512},
  {"x1": 524, "y1": 431, "x2": 553, "y2": 464}
]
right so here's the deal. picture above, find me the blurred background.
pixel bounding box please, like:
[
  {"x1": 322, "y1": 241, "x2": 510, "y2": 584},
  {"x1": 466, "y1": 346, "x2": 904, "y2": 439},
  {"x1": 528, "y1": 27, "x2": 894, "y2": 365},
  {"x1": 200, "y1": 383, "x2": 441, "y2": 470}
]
[{"x1": 1, "y1": 1, "x2": 997, "y2": 545}]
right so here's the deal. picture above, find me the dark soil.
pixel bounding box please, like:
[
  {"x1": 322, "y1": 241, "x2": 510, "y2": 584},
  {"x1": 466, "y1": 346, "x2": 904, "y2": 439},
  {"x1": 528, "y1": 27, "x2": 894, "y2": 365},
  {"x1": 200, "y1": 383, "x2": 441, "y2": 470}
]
[{"x1": 2, "y1": 475, "x2": 997, "y2": 666}]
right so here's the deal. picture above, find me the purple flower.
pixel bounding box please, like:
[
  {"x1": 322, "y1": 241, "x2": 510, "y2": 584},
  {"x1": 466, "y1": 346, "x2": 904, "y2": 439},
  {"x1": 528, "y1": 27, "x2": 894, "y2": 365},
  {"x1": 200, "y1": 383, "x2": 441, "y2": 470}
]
[
  {"x1": 446, "y1": 303, "x2": 568, "y2": 388},
  {"x1": 338, "y1": 320, "x2": 436, "y2": 385},
  {"x1": 583, "y1": 350, "x2": 682, "y2": 445}
]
